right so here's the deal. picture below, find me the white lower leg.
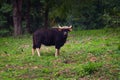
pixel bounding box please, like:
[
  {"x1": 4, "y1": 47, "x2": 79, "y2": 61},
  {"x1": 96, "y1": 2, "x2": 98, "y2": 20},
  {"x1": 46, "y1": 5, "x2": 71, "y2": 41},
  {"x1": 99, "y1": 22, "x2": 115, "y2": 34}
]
[
  {"x1": 36, "y1": 48, "x2": 40, "y2": 56},
  {"x1": 32, "y1": 48, "x2": 35, "y2": 56},
  {"x1": 55, "y1": 49, "x2": 59, "y2": 57}
]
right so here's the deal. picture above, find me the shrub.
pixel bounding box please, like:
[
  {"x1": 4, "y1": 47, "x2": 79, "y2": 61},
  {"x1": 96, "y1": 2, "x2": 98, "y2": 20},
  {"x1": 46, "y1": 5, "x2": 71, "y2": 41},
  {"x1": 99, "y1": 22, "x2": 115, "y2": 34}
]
[
  {"x1": 118, "y1": 45, "x2": 120, "y2": 50},
  {"x1": 0, "y1": 29, "x2": 10, "y2": 37},
  {"x1": 73, "y1": 62, "x2": 103, "y2": 77}
]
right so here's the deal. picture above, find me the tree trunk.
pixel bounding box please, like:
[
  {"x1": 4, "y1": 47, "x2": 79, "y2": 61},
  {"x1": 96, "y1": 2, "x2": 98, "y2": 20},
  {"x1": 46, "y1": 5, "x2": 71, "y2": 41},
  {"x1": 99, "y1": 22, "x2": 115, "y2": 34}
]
[
  {"x1": 44, "y1": 4, "x2": 49, "y2": 28},
  {"x1": 13, "y1": 0, "x2": 22, "y2": 37},
  {"x1": 25, "y1": 0, "x2": 31, "y2": 33}
]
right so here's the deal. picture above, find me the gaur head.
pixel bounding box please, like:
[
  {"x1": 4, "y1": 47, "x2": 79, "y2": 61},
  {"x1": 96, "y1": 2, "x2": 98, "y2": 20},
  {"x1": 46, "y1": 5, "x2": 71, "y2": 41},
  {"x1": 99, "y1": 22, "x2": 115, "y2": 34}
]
[{"x1": 58, "y1": 25, "x2": 72, "y2": 36}]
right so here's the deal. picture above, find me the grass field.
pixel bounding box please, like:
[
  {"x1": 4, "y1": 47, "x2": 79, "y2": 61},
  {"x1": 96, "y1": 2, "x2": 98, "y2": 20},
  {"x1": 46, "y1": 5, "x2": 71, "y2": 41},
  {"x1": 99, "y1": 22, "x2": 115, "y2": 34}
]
[{"x1": 0, "y1": 28, "x2": 120, "y2": 80}]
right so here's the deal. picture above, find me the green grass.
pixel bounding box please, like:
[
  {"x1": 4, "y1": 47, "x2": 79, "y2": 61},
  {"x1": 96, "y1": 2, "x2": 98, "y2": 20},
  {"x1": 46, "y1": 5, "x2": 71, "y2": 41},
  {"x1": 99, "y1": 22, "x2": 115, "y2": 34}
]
[{"x1": 0, "y1": 28, "x2": 120, "y2": 80}]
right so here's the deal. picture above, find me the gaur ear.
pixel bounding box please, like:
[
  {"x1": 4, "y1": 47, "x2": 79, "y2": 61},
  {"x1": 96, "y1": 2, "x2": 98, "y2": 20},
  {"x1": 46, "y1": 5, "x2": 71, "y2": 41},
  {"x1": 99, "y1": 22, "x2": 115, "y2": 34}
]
[{"x1": 69, "y1": 28, "x2": 72, "y2": 31}]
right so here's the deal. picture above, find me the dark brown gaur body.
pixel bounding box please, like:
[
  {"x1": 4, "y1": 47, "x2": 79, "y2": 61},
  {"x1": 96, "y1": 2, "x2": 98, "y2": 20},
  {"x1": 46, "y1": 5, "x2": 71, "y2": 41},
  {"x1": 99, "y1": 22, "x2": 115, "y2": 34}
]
[{"x1": 32, "y1": 25, "x2": 72, "y2": 57}]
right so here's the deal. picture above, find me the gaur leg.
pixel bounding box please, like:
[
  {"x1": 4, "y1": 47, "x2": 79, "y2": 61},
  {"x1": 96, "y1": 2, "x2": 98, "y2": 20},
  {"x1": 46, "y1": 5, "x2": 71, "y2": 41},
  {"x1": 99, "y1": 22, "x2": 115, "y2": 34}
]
[
  {"x1": 55, "y1": 45, "x2": 61, "y2": 57},
  {"x1": 32, "y1": 48, "x2": 35, "y2": 56},
  {"x1": 36, "y1": 48, "x2": 40, "y2": 56},
  {"x1": 32, "y1": 44, "x2": 36, "y2": 56},
  {"x1": 55, "y1": 48, "x2": 60, "y2": 57},
  {"x1": 36, "y1": 44, "x2": 41, "y2": 57},
  {"x1": 32, "y1": 43, "x2": 41, "y2": 56}
]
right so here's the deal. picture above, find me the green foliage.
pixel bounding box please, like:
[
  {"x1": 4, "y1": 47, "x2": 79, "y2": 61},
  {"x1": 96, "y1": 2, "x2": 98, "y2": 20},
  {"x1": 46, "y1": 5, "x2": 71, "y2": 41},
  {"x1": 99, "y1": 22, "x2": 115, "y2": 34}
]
[
  {"x1": 73, "y1": 62, "x2": 103, "y2": 77},
  {"x1": 0, "y1": 0, "x2": 120, "y2": 35},
  {"x1": 0, "y1": 3, "x2": 12, "y2": 13},
  {"x1": 0, "y1": 15, "x2": 7, "y2": 26},
  {"x1": 0, "y1": 29, "x2": 10, "y2": 37},
  {"x1": 49, "y1": 0, "x2": 72, "y2": 19},
  {"x1": 118, "y1": 45, "x2": 120, "y2": 50},
  {"x1": 0, "y1": 2, "x2": 12, "y2": 35}
]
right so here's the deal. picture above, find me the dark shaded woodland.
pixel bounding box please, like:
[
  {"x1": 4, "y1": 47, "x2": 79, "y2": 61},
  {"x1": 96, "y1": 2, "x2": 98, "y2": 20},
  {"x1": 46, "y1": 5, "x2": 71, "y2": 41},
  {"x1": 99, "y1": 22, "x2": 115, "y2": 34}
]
[{"x1": 0, "y1": 0, "x2": 120, "y2": 36}]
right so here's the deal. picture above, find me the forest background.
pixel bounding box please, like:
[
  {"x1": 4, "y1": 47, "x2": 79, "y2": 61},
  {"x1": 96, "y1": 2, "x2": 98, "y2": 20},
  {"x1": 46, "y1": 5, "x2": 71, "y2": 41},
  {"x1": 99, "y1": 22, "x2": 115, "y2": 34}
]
[{"x1": 0, "y1": 0, "x2": 120, "y2": 37}]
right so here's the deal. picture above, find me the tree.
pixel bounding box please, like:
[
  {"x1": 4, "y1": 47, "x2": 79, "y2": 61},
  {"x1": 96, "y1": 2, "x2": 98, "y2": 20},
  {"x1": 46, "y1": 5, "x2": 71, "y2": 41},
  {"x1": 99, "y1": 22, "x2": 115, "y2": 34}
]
[
  {"x1": 49, "y1": 0, "x2": 73, "y2": 26},
  {"x1": 24, "y1": 0, "x2": 31, "y2": 33},
  {"x1": 0, "y1": 0, "x2": 120, "y2": 37},
  {"x1": 43, "y1": 0, "x2": 56, "y2": 27},
  {"x1": 44, "y1": 0, "x2": 49, "y2": 27},
  {"x1": 13, "y1": 0, "x2": 22, "y2": 37}
]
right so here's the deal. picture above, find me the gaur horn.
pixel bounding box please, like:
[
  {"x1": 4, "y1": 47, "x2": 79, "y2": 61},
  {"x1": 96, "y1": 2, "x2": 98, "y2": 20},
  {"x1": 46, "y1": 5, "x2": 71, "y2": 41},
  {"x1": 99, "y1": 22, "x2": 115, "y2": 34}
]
[
  {"x1": 69, "y1": 25, "x2": 72, "y2": 28},
  {"x1": 59, "y1": 25, "x2": 72, "y2": 29},
  {"x1": 58, "y1": 25, "x2": 62, "y2": 28}
]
